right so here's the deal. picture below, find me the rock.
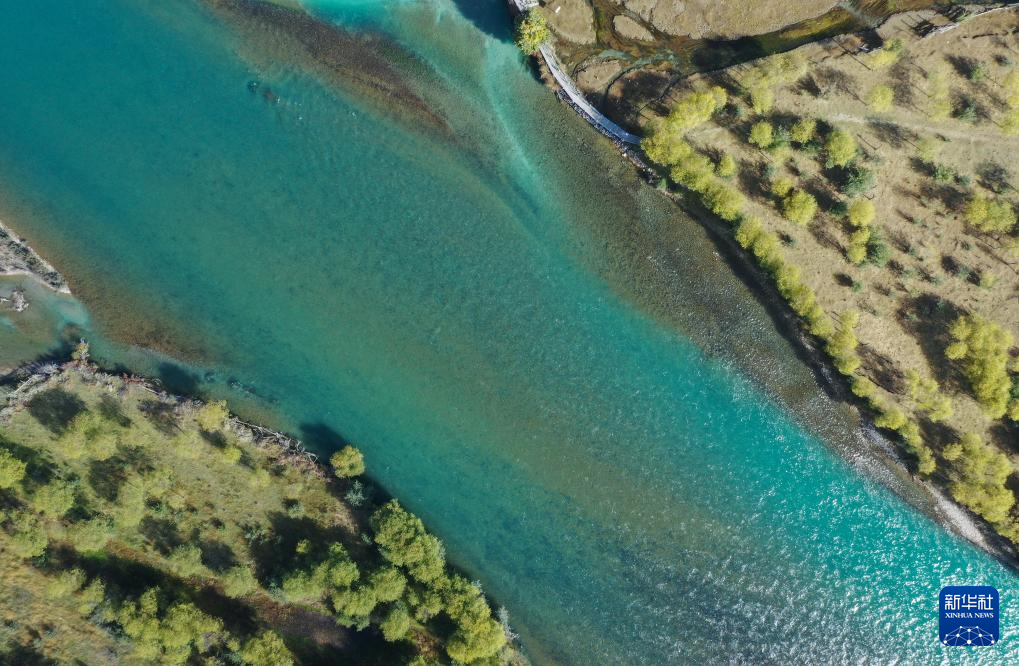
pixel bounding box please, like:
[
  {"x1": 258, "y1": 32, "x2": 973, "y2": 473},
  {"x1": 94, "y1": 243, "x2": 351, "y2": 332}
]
[
  {"x1": 613, "y1": 15, "x2": 655, "y2": 41},
  {"x1": 576, "y1": 59, "x2": 625, "y2": 94},
  {"x1": 10, "y1": 289, "x2": 27, "y2": 313},
  {"x1": 545, "y1": 0, "x2": 597, "y2": 45}
]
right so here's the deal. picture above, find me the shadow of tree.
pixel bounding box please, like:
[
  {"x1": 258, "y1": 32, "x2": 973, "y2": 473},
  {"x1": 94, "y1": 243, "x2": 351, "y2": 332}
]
[
  {"x1": 896, "y1": 293, "x2": 965, "y2": 388},
  {"x1": 200, "y1": 539, "x2": 238, "y2": 574},
  {"x1": 450, "y1": 0, "x2": 512, "y2": 42},
  {"x1": 26, "y1": 388, "x2": 85, "y2": 434},
  {"x1": 99, "y1": 394, "x2": 132, "y2": 428},
  {"x1": 138, "y1": 399, "x2": 180, "y2": 436}
]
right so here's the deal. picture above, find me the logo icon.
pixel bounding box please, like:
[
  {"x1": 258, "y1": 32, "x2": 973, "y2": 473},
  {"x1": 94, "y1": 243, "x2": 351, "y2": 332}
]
[{"x1": 940, "y1": 586, "x2": 999, "y2": 647}]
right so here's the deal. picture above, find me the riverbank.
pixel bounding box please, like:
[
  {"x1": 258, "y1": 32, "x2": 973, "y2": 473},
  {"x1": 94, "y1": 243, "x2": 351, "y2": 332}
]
[
  {"x1": 0, "y1": 351, "x2": 526, "y2": 664},
  {"x1": 0, "y1": 219, "x2": 67, "y2": 293},
  {"x1": 517, "y1": 2, "x2": 1019, "y2": 567}
]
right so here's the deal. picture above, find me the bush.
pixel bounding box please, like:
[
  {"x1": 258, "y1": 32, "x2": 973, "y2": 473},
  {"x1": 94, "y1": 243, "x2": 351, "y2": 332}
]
[
  {"x1": 750, "y1": 85, "x2": 774, "y2": 114},
  {"x1": 865, "y1": 228, "x2": 891, "y2": 267},
  {"x1": 330, "y1": 445, "x2": 366, "y2": 478},
  {"x1": 68, "y1": 516, "x2": 114, "y2": 553},
  {"x1": 702, "y1": 181, "x2": 745, "y2": 221},
  {"x1": 514, "y1": 9, "x2": 549, "y2": 55}
]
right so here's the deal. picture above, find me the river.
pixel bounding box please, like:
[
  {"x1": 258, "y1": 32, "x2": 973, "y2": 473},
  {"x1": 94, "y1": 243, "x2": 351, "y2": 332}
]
[{"x1": 0, "y1": 0, "x2": 1015, "y2": 663}]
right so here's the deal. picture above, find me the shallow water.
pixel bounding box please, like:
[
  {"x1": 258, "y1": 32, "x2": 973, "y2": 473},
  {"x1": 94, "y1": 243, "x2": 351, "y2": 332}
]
[{"x1": 0, "y1": 0, "x2": 1016, "y2": 663}]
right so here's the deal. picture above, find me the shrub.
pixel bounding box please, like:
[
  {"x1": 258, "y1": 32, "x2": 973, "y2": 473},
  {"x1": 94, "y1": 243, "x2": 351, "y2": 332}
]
[
  {"x1": 734, "y1": 217, "x2": 764, "y2": 249},
  {"x1": 514, "y1": 9, "x2": 549, "y2": 55},
  {"x1": 869, "y1": 39, "x2": 903, "y2": 68},
  {"x1": 702, "y1": 181, "x2": 746, "y2": 221},
  {"x1": 330, "y1": 445, "x2": 365, "y2": 478},
  {"x1": 770, "y1": 176, "x2": 795, "y2": 198},
  {"x1": 865, "y1": 228, "x2": 891, "y2": 267},
  {"x1": 0, "y1": 449, "x2": 27, "y2": 489},
  {"x1": 942, "y1": 443, "x2": 964, "y2": 461}
]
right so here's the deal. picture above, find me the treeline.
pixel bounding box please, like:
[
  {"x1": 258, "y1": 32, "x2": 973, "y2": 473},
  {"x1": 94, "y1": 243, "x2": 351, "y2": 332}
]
[
  {"x1": 0, "y1": 351, "x2": 520, "y2": 665},
  {"x1": 641, "y1": 53, "x2": 1019, "y2": 543}
]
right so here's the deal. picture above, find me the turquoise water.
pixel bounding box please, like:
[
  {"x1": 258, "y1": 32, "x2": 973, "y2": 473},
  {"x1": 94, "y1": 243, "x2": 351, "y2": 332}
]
[{"x1": 0, "y1": 0, "x2": 1016, "y2": 663}]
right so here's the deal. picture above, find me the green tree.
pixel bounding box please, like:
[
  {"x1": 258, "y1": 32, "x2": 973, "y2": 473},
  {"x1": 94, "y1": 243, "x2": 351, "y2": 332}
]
[
  {"x1": 60, "y1": 410, "x2": 121, "y2": 461},
  {"x1": 370, "y1": 500, "x2": 446, "y2": 584},
  {"x1": 31, "y1": 479, "x2": 76, "y2": 518},
  {"x1": 790, "y1": 117, "x2": 817, "y2": 144},
  {"x1": 196, "y1": 400, "x2": 229, "y2": 432},
  {"x1": 68, "y1": 516, "x2": 114, "y2": 553},
  {"x1": 750, "y1": 85, "x2": 775, "y2": 114},
  {"x1": 782, "y1": 190, "x2": 818, "y2": 225},
  {"x1": 847, "y1": 199, "x2": 875, "y2": 228},
  {"x1": 330, "y1": 445, "x2": 365, "y2": 478},
  {"x1": 869, "y1": 38, "x2": 903, "y2": 68},
  {"x1": 239, "y1": 631, "x2": 295, "y2": 666},
  {"x1": 46, "y1": 568, "x2": 86, "y2": 599},
  {"x1": 702, "y1": 181, "x2": 745, "y2": 221},
  {"x1": 369, "y1": 566, "x2": 407, "y2": 603},
  {"x1": 0, "y1": 448, "x2": 27, "y2": 489},
  {"x1": 8, "y1": 511, "x2": 47, "y2": 558},
  {"x1": 825, "y1": 129, "x2": 858, "y2": 168},
  {"x1": 117, "y1": 589, "x2": 225, "y2": 665},
  {"x1": 866, "y1": 85, "x2": 894, "y2": 112},
  {"x1": 964, "y1": 194, "x2": 1017, "y2": 233},
  {"x1": 749, "y1": 121, "x2": 774, "y2": 148},
  {"x1": 716, "y1": 154, "x2": 737, "y2": 179},
  {"x1": 222, "y1": 565, "x2": 260, "y2": 598},
  {"x1": 945, "y1": 315, "x2": 1015, "y2": 418},
  {"x1": 905, "y1": 369, "x2": 953, "y2": 422},
  {"x1": 514, "y1": 9, "x2": 549, "y2": 55},
  {"x1": 380, "y1": 603, "x2": 411, "y2": 642},
  {"x1": 167, "y1": 544, "x2": 206, "y2": 579},
  {"x1": 949, "y1": 434, "x2": 1015, "y2": 526}
]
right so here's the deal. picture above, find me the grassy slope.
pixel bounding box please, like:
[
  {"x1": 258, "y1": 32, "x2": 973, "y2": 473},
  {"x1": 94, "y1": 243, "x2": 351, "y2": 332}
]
[{"x1": 0, "y1": 362, "x2": 524, "y2": 665}]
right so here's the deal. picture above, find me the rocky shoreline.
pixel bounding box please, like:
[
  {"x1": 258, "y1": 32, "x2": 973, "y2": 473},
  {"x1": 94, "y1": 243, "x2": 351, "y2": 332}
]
[{"x1": 0, "y1": 219, "x2": 68, "y2": 294}]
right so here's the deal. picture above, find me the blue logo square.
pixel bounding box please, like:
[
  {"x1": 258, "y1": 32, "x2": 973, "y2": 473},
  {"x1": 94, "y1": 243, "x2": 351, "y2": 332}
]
[{"x1": 940, "y1": 586, "x2": 999, "y2": 647}]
